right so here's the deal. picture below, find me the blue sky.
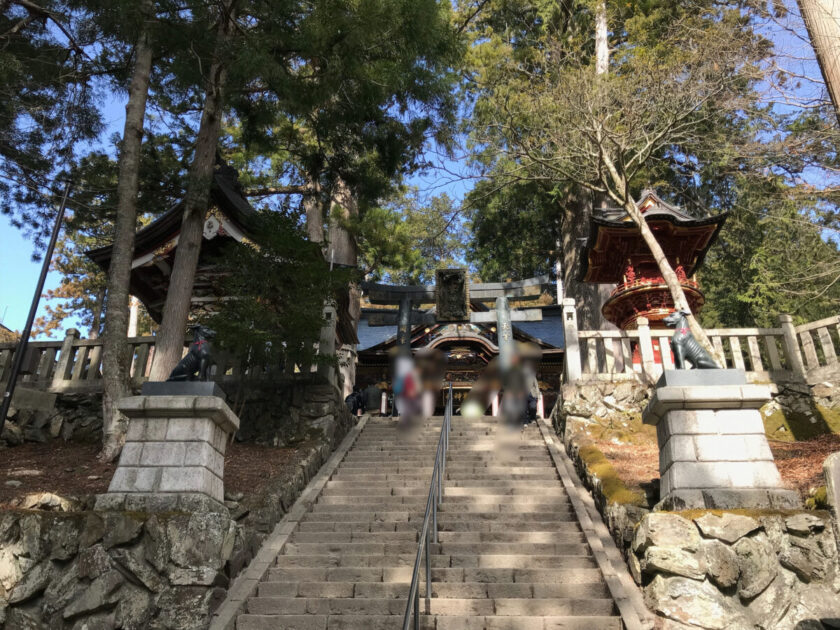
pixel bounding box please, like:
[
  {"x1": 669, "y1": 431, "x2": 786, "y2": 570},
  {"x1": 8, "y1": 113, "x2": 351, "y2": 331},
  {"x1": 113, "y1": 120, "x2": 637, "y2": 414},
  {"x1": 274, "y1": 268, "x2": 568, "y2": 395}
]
[{"x1": 0, "y1": 95, "x2": 127, "y2": 335}]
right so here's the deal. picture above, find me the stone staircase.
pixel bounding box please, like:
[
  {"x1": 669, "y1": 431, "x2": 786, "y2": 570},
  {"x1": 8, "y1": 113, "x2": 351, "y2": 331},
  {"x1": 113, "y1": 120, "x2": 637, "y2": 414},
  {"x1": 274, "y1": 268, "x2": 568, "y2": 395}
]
[{"x1": 236, "y1": 416, "x2": 624, "y2": 629}]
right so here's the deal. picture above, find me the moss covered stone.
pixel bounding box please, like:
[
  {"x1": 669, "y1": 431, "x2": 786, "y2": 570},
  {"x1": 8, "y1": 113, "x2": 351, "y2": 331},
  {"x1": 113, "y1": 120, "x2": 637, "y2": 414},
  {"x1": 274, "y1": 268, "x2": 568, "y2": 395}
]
[{"x1": 578, "y1": 444, "x2": 647, "y2": 507}]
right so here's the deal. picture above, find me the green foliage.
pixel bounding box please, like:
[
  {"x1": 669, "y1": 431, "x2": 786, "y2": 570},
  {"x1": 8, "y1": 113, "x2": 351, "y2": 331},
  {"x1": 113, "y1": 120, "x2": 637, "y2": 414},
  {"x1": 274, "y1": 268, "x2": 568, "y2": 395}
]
[
  {"x1": 207, "y1": 210, "x2": 352, "y2": 370},
  {"x1": 357, "y1": 189, "x2": 467, "y2": 283},
  {"x1": 466, "y1": 177, "x2": 561, "y2": 281},
  {"x1": 0, "y1": 0, "x2": 102, "y2": 245},
  {"x1": 227, "y1": 0, "x2": 463, "y2": 209},
  {"x1": 460, "y1": 0, "x2": 840, "y2": 328},
  {"x1": 699, "y1": 180, "x2": 840, "y2": 328}
]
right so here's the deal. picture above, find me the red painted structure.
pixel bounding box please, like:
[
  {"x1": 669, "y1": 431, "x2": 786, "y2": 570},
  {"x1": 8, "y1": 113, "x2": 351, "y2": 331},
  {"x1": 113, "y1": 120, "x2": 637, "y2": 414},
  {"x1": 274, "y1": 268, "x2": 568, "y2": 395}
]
[{"x1": 579, "y1": 190, "x2": 727, "y2": 331}]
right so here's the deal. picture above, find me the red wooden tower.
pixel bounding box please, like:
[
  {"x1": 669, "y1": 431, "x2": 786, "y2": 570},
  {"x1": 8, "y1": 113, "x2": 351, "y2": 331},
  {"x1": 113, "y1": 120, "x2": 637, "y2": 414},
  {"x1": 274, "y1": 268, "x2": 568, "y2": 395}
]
[{"x1": 579, "y1": 189, "x2": 726, "y2": 331}]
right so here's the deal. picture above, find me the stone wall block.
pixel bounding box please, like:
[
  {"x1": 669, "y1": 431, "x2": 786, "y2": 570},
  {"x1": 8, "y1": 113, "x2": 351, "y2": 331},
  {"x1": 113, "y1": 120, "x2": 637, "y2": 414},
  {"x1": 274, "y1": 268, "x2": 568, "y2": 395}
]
[
  {"x1": 734, "y1": 534, "x2": 777, "y2": 599},
  {"x1": 159, "y1": 467, "x2": 218, "y2": 499},
  {"x1": 141, "y1": 441, "x2": 186, "y2": 467},
  {"x1": 663, "y1": 410, "x2": 712, "y2": 435},
  {"x1": 670, "y1": 462, "x2": 733, "y2": 490},
  {"x1": 702, "y1": 539, "x2": 740, "y2": 589},
  {"x1": 166, "y1": 417, "x2": 213, "y2": 442},
  {"x1": 108, "y1": 467, "x2": 161, "y2": 494},
  {"x1": 715, "y1": 409, "x2": 765, "y2": 435},
  {"x1": 740, "y1": 435, "x2": 774, "y2": 461},
  {"x1": 118, "y1": 443, "x2": 143, "y2": 467},
  {"x1": 693, "y1": 435, "x2": 747, "y2": 462},
  {"x1": 727, "y1": 462, "x2": 783, "y2": 489}
]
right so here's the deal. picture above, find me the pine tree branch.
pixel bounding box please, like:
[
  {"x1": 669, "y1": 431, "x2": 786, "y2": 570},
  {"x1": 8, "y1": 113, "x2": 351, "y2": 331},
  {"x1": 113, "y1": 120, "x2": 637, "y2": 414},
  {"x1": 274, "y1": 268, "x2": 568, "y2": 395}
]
[
  {"x1": 244, "y1": 185, "x2": 313, "y2": 197},
  {"x1": 9, "y1": 0, "x2": 86, "y2": 56}
]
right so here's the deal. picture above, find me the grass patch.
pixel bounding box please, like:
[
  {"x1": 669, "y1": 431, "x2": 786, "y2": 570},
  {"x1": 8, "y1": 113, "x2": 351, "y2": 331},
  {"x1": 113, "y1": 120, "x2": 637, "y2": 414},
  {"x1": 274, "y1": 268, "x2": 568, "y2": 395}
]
[
  {"x1": 762, "y1": 403, "x2": 840, "y2": 442},
  {"x1": 578, "y1": 444, "x2": 647, "y2": 507},
  {"x1": 666, "y1": 507, "x2": 832, "y2": 520}
]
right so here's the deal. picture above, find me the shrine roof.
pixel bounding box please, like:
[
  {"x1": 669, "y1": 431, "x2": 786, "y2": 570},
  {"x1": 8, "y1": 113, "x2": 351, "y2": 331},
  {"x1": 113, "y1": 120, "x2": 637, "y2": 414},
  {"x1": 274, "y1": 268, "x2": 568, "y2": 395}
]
[
  {"x1": 356, "y1": 305, "x2": 565, "y2": 353},
  {"x1": 579, "y1": 190, "x2": 727, "y2": 283},
  {"x1": 86, "y1": 160, "x2": 258, "y2": 268}
]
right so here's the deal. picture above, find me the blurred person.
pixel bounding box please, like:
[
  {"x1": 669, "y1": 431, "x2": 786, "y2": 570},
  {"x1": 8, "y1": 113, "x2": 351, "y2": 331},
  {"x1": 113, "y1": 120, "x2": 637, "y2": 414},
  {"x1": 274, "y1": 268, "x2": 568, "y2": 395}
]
[
  {"x1": 393, "y1": 353, "x2": 421, "y2": 426},
  {"x1": 363, "y1": 381, "x2": 382, "y2": 416},
  {"x1": 344, "y1": 385, "x2": 364, "y2": 416}
]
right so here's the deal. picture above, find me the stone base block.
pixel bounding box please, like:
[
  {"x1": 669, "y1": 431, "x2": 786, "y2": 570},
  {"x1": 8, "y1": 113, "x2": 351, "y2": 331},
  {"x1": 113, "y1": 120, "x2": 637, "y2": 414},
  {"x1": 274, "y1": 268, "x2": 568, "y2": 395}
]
[
  {"x1": 94, "y1": 492, "x2": 228, "y2": 514},
  {"x1": 656, "y1": 488, "x2": 802, "y2": 511},
  {"x1": 644, "y1": 377, "x2": 801, "y2": 510},
  {"x1": 102, "y1": 395, "x2": 240, "y2": 507},
  {"x1": 141, "y1": 380, "x2": 227, "y2": 399}
]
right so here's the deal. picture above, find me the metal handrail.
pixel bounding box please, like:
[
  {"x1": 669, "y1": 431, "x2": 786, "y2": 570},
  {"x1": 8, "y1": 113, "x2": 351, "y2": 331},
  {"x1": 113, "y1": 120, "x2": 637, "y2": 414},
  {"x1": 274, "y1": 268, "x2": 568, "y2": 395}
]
[{"x1": 402, "y1": 382, "x2": 452, "y2": 630}]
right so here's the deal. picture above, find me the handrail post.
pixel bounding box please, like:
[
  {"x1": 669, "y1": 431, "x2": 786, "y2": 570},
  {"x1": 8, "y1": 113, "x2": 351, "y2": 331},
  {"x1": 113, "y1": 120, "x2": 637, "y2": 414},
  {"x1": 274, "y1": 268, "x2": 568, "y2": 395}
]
[
  {"x1": 402, "y1": 382, "x2": 454, "y2": 630},
  {"x1": 778, "y1": 313, "x2": 806, "y2": 381},
  {"x1": 425, "y1": 529, "x2": 431, "y2": 602}
]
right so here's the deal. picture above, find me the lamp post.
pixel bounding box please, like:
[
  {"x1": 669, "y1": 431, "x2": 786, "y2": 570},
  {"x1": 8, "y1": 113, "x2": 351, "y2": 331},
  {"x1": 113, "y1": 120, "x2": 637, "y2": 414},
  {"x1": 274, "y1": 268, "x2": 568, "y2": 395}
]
[{"x1": 0, "y1": 182, "x2": 72, "y2": 433}]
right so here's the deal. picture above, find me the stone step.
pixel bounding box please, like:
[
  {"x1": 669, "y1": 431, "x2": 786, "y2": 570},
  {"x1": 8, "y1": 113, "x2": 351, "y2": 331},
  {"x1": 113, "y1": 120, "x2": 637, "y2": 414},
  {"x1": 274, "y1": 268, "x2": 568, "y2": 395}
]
[
  {"x1": 297, "y1": 518, "x2": 580, "y2": 533},
  {"x1": 319, "y1": 487, "x2": 568, "y2": 498},
  {"x1": 308, "y1": 503, "x2": 574, "y2": 514},
  {"x1": 282, "y1": 542, "x2": 589, "y2": 556},
  {"x1": 265, "y1": 566, "x2": 606, "y2": 585},
  {"x1": 237, "y1": 614, "x2": 622, "y2": 630},
  {"x1": 245, "y1": 596, "x2": 616, "y2": 617},
  {"x1": 257, "y1": 581, "x2": 610, "y2": 600},
  {"x1": 315, "y1": 495, "x2": 571, "y2": 506},
  {"x1": 274, "y1": 555, "x2": 597, "y2": 569},
  {"x1": 335, "y1": 463, "x2": 555, "y2": 471},
  {"x1": 328, "y1": 473, "x2": 560, "y2": 482},
  {"x1": 300, "y1": 511, "x2": 578, "y2": 524},
  {"x1": 325, "y1": 479, "x2": 565, "y2": 493}
]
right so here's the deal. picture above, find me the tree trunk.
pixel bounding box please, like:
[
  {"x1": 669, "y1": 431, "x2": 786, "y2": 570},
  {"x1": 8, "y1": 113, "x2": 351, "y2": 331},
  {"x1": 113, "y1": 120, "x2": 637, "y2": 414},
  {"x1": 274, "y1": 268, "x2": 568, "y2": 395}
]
[
  {"x1": 127, "y1": 296, "x2": 139, "y2": 337},
  {"x1": 304, "y1": 176, "x2": 324, "y2": 244},
  {"x1": 88, "y1": 286, "x2": 105, "y2": 339},
  {"x1": 797, "y1": 0, "x2": 840, "y2": 125},
  {"x1": 595, "y1": 0, "x2": 608, "y2": 75},
  {"x1": 99, "y1": 1, "x2": 153, "y2": 462},
  {"x1": 327, "y1": 178, "x2": 358, "y2": 267},
  {"x1": 149, "y1": 1, "x2": 236, "y2": 381}
]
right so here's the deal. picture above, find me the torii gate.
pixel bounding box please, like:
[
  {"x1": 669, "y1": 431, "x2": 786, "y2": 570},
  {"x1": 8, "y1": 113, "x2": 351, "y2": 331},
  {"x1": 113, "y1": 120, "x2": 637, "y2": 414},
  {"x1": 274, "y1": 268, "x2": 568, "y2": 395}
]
[{"x1": 362, "y1": 269, "x2": 550, "y2": 371}]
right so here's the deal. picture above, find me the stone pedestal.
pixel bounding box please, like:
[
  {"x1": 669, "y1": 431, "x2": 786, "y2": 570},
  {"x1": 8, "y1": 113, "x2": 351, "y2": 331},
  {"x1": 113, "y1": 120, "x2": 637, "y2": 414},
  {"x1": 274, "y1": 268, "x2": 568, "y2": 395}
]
[
  {"x1": 95, "y1": 394, "x2": 239, "y2": 512},
  {"x1": 643, "y1": 370, "x2": 800, "y2": 510}
]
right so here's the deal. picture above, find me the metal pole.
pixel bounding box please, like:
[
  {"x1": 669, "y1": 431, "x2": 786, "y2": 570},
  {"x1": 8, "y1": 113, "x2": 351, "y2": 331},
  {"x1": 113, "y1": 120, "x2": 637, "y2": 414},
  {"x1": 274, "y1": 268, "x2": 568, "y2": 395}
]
[
  {"x1": 413, "y1": 588, "x2": 419, "y2": 630},
  {"x1": 0, "y1": 182, "x2": 71, "y2": 433}
]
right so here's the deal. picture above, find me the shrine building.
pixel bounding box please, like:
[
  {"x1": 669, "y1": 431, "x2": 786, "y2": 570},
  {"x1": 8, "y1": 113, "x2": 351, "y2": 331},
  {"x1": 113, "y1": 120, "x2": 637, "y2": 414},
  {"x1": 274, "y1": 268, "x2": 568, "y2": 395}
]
[
  {"x1": 579, "y1": 189, "x2": 726, "y2": 330},
  {"x1": 355, "y1": 301, "x2": 566, "y2": 409},
  {"x1": 85, "y1": 161, "x2": 359, "y2": 349}
]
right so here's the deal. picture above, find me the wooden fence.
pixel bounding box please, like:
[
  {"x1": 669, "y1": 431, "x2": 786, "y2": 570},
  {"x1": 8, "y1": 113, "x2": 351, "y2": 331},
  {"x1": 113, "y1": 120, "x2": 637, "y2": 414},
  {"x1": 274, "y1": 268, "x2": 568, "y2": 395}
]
[
  {"x1": 2, "y1": 306, "x2": 838, "y2": 393},
  {"x1": 561, "y1": 299, "x2": 840, "y2": 385},
  {"x1": 0, "y1": 330, "x2": 283, "y2": 394}
]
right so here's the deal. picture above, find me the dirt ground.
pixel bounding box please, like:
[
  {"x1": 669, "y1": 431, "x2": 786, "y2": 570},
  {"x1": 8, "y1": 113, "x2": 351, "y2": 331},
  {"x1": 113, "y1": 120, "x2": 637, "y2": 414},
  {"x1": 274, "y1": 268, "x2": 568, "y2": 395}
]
[
  {"x1": 592, "y1": 431, "x2": 840, "y2": 502},
  {"x1": 0, "y1": 441, "x2": 305, "y2": 507}
]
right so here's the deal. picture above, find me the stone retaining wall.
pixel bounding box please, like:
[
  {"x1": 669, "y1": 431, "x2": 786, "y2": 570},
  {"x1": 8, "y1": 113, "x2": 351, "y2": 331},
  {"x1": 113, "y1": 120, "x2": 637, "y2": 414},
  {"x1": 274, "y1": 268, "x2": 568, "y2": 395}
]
[
  {"x1": 0, "y1": 381, "x2": 355, "y2": 629},
  {"x1": 551, "y1": 378, "x2": 840, "y2": 628},
  {"x1": 632, "y1": 511, "x2": 840, "y2": 629}
]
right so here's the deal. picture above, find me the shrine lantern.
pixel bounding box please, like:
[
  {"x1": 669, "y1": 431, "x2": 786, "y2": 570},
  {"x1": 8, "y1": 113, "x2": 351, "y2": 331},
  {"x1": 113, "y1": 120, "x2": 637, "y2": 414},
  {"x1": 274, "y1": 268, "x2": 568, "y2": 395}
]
[{"x1": 579, "y1": 189, "x2": 727, "y2": 331}]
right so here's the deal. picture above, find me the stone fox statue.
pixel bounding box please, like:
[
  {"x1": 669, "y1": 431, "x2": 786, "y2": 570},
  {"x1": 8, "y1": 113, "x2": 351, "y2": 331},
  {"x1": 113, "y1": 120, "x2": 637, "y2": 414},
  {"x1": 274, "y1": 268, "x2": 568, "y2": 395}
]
[
  {"x1": 663, "y1": 310, "x2": 719, "y2": 369},
  {"x1": 167, "y1": 325, "x2": 216, "y2": 381}
]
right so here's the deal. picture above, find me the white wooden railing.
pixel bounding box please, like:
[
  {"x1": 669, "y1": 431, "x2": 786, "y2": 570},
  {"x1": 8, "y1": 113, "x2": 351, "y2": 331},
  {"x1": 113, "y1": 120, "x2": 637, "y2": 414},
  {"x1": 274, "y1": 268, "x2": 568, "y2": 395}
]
[{"x1": 561, "y1": 299, "x2": 839, "y2": 385}]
